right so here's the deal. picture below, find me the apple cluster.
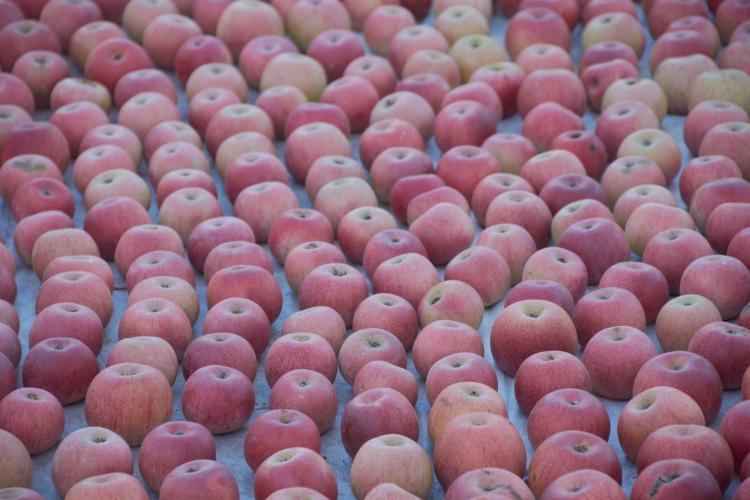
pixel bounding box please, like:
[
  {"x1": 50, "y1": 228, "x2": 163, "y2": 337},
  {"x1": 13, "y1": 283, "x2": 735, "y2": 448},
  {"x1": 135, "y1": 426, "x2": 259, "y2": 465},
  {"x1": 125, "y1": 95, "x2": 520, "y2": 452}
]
[{"x1": 1, "y1": 0, "x2": 750, "y2": 497}]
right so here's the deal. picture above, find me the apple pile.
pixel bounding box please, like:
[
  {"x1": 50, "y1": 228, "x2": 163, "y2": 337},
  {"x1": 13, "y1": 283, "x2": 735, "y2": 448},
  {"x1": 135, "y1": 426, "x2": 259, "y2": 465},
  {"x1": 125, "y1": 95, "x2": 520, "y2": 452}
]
[{"x1": 1, "y1": 0, "x2": 750, "y2": 497}]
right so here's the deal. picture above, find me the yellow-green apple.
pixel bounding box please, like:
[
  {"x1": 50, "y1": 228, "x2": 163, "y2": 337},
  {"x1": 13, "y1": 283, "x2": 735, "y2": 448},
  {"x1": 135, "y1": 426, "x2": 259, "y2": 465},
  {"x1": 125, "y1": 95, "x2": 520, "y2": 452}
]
[{"x1": 655, "y1": 294, "x2": 722, "y2": 352}]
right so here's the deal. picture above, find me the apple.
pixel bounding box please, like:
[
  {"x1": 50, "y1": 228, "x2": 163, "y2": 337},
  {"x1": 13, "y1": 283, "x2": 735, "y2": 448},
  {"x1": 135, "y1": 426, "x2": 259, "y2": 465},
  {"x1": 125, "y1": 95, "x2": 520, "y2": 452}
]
[
  {"x1": 514, "y1": 351, "x2": 591, "y2": 416},
  {"x1": 159, "y1": 460, "x2": 239, "y2": 500},
  {"x1": 527, "y1": 388, "x2": 610, "y2": 448},
  {"x1": 505, "y1": 280, "x2": 574, "y2": 319},
  {"x1": 0, "y1": 387, "x2": 64, "y2": 455},
  {"x1": 412, "y1": 320, "x2": 483, "y2": 379},
  {"x1": 187, "y1": 87, "x2": 240, "y2": 137},
  {"x1": 617, "y1": 386, "x2": 705, "y2": 461},
  {"x1": 505, "y1": 7, "x2": 570, "y2": 60},
  {"x1": 720, "y1": 400, "x2": 750, "y2": 471},
  {"x1": 445, "y1": 468, "x2": 533, "y2": 500},
  {"x1": 372, "y1": 252, "x2": 440, "y2": 310},
  {"x1": 1, "y1": 121, "x2": 70, "y2": 174},
  {"x1": 107, "y1": 336, "x2": 178, "y2": 385},
  {"x1": 64, "y1": 473, "x2": 148, "y2": 500},
  {"x1": 425, "y1": 352, "x2": 498, "y2": 405},
  {"x1": 428, "y1": 381, "x2": 507, "y2": 443},
  {"x1": 30, "y1": 228, "x2": 99, "y2": 279},
  {"x1": 268, "y1": 369, "x2": 338, "y2": 433},
  {"x1": 527, "y1": 430, "x2": 621, "y2": 497},
  {"x1": 350, "y1": 435, "x2": 431, "y2": 499},
  {"x1": 688, "y1": 321, "x2": 750, "y2": 390},
  {"x1": 244, "y1": 409, "x2": 321, "y2": 472},
  {"x1": 0, "y1": 73, "x2": 35, "y2": 116},
  {"x1": 182, "y1": 365, "x2": 254, "y2": 435},
  {"x1": 174, "y1": 34, "x2": 233, "y2": 85},
  {"x1": 50, "y1": 426, "x2": 132, "y2": 496},
  {"x1": 215, "y1": 0, "x2": 283, "y2": 58},
  {"x1": 139, "y1": 421, "x2": 216, "y2": 492},
  {"x1": 30, "y1": 302, "x2": 103, "y2": 356},
  {"x1": 341, "y1": 388, "x2": 419, "y2": 458},
  {"x1": 655, "y1": 295, "x2": 723, "y2": 353},
  {"x1": 84, "y1": 363, "x2": 172, "y2": 446},
  {"x1": 0, "y1": 155, "x2": 63, "y2": 204},
  {"x1": 337, "y1": 207, "x2": 397, "y2": 264},
  {"x1": 419, "y1": 280, "x2": 485, "y2": 331},
  {"x1": 574, "y1": 285, "x2": 647, "y2": 346},
  {"x1": 338, "y1": 328, "x2": 408, "y2": 384},
  {"x1": 281, "y1": 307, "x2": 346, "y2": 354},
  {"x1": 522, "y1": 249, "x2": 587, "y2": 306},
  {"x1": 680, "y1": 255, "x2": 750, "y2": 320},
  {"x1": 0, "y1": 20, "x2": 61, "y2": 72},
  {"x1": 185, "y1": 63, "x2": 247, "y2": 102},
  {"x1": 79, "y1": 125, "x2": 141, "y2": 172},
  {"x1": 182, "y1": 333, "x2": 256, "y2": 382},
  {"x1": 631, "y1": 459, "x2": 721, "y2": 500},
  {"x1": 0, "y1": 300, "x2": 18, "y2": 333},
  {"x1": 612, "y1": 184, "x2": 677, "y2": 227},
  {"x1": 10, "y1": 177, "x2": 74, "y2": 222},
  {"x1": 254, "y1": 448, "x2": 337, "y2": 500},
  {"x1": 434, "y1": 412, "x2": 526, "y2": 489},
  {"x1": 654, "y1": 54, "x2": 718, "y2": 116},
  {"x1": 471, "y1": 173, "x2": 534, "y2": 227},
  {"x1": 597, "y1": 104, "x2": 661, "y2": 162},
  {"x1": 352, "y1": 361, "x2": 419, "y2": 407},
  {"x1": 352, "y1": 294, "x2": 418, "y2": 350},
  {"x1": 11, "y1": 50, "x2": 71, "y2": 111},
  {"x1": 114, "y1": 223, "x2": 183, "y2": 278},
  {"x1": 401, "y1": 54, "x2": 458, "y2": 93},
  {"x1": 259, "y1": 53, "x2": 328, "y2": 102},
  {"x1": 582, "y1": 326, "x2": 658, "y2": 400}
]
